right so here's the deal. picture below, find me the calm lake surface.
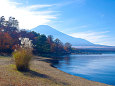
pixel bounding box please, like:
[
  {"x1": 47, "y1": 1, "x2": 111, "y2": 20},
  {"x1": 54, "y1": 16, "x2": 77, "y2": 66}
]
[{"x1": 53, "y1": 54, "x2": 115, "y2": 85}]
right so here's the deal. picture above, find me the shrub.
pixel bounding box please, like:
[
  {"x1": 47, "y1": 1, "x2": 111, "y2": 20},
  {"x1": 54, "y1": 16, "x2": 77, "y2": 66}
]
[{"x1": 13, "y1": 48, "x2": 33, "y2": 71}]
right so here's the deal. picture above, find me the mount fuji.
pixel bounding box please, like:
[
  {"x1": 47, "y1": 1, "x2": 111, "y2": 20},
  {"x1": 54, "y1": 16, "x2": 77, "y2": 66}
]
[{"x1": 31, "y1": 25, "x2": 94, "y2": 46}]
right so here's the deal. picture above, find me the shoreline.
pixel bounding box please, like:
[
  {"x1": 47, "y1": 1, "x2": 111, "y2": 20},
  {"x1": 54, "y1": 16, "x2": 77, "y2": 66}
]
[
  {"x1": 0, "y1": 56, "x2": 111, "y2": 86},
  {"x1": 33, "y1": 56, "x2": 111, "y2": 86}
]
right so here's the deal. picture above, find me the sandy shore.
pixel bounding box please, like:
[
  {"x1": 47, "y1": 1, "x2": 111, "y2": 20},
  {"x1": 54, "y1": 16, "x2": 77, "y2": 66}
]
[{"x1": 0, "y1": 56, "x2": 111, "y2": 86}]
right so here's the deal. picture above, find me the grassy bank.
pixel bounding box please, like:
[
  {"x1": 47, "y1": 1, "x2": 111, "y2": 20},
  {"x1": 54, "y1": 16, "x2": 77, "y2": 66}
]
[{"x1": 0, "y1": 56, "x2": 111, "y2": 86}]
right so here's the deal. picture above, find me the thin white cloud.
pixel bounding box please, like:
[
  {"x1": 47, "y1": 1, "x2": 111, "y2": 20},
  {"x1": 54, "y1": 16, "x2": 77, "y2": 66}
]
[
  {"x1": 25, "y1": 5, "x2": 53, "y2": 10},
  {"x1": 69, "y1": 31, "x2": 115, "y2": 46},
  {"x1": 71, "y1": 25, "x2": 88, "y2": 30},
  {"x1": 0, "y1": 0, "x2": 57, "y2": 29}
]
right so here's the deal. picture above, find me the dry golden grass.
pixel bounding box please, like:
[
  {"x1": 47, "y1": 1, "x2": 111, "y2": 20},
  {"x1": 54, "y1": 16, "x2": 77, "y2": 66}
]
[
  {"x1": 13, "y1": 48, "x2": 33, "y2": 71},
  {"x1": 0, "y1": 56, "x2": 111, "y2": 86}
]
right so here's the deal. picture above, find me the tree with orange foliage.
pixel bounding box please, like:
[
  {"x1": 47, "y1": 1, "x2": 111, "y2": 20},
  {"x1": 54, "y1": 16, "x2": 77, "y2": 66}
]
[
  {"x1": 0, "y1": 32, "x2": 13, "y2": 53},
  {"x1": 64, "y1": 42, "x2": 72, "y2": 54}
]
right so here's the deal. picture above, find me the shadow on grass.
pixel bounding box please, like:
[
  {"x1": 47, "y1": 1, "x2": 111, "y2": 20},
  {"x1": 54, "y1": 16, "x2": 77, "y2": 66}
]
[
  {"x1": 21, "y1": 70, "x2": 69, "y2": 85},
  {"x1": 22, "y1": 70, "x2": 49, "y2": 78}
]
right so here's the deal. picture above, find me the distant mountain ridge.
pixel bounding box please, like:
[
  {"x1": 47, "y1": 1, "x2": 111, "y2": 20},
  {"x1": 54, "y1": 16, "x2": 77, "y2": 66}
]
[{"x1": 31, "y1": 25, "x2": 94, "y2": 46}]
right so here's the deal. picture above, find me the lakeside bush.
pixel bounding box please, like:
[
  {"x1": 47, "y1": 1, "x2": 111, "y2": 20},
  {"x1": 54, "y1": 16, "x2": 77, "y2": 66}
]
[
  {"x1": 13, "y1": 48, "x2": 33, "y2": 71},
  {"x1": 13, "y1": 37, "x2": 33, "y2": 71}
]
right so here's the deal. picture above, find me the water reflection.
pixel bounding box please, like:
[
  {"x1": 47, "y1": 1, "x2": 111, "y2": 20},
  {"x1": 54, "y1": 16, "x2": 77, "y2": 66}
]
[
  {"x1": 53, "y1": 54, "x2": 115, "y2": 85},
  {"x1": 63, "y1": 56, "x2": 71, "y2": 65}
]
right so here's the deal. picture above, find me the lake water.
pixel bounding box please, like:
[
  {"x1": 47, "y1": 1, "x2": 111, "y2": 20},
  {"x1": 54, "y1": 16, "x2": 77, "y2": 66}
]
[{"x1": 53, "y1": 54, "x2": 115, "y2": 85}]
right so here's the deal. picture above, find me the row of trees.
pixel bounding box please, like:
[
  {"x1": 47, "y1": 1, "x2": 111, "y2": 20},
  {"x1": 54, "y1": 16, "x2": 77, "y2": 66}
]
[
  {"x1": 34, "y1": 35, "x2": 72, "y2": 56},
  {"x1": 0, "y1": 16, "x2": 72, "y2": 56}
]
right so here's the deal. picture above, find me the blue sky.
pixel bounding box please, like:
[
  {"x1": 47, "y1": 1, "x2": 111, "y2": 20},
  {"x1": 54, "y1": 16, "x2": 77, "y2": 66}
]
[{"x1": 0, "y1": 0, "x2": 115, "y2": 46}]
